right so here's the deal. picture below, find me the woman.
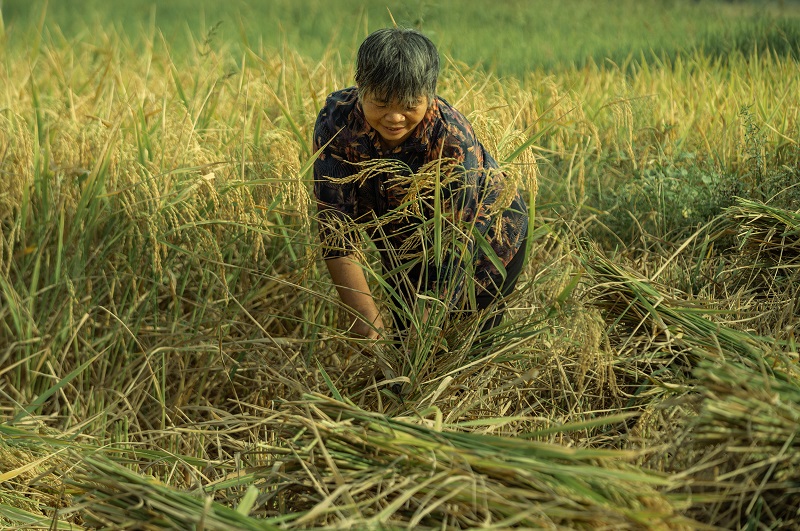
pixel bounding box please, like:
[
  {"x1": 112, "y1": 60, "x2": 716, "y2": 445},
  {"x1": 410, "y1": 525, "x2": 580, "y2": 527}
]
[{"x1": 313, "y1": 27, "x2": 528, "y2": 345}]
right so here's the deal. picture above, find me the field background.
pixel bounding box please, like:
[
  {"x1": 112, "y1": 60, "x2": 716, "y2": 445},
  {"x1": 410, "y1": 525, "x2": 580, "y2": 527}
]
[
  {"x1": 5, "y1": 0, "x2": 800, "y2": 74},
  {"x1": 1, "y1": 0, "x2": 800, "y2": 529}
]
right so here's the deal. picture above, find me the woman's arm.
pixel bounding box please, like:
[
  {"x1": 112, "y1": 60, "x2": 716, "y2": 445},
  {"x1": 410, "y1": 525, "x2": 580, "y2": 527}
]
[{"x1": 325, "y1": 255, "x2": 385, "y2": 340}]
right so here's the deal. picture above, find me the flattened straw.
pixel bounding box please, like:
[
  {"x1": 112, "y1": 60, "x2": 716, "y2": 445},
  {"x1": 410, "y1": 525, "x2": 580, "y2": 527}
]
[
  {"x1": 580, "y1": 243, "x2": 788, "y2": 369},
  {"x1": 242, "y1": 393, "x2": 693, "y2": 529}
]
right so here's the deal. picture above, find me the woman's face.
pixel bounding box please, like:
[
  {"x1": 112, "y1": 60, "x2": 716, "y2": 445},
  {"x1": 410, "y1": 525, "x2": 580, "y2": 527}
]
[{"x1": 361, "y1": 93, "x2": 429, "y2": 149}]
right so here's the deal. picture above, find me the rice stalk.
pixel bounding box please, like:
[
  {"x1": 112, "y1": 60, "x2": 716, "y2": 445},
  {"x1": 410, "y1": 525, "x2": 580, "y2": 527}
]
[
  {"x1": 66, "y1": 455, "x2": 285, "y2": 531},
  {"x1": 580, "y1": 243, "x2": 788, "y2": 370},
  {"x1": 235, "y1": 393, "x2": 694, "y2": 529},
  {"x1": 724, "y1": 198, "x2": 800, "y2": 329},
  {"x1": 729, "y1": 197, "x2": 800, "y2": 266},
  {"x1": 671, "y1": 358, "x2": 800, "y2": 529}
]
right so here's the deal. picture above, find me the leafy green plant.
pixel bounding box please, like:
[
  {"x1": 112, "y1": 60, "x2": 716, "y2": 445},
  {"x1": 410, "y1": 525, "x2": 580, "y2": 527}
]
[{"x1": 584, "y1": 154, "x2": 726, "y2": 245}]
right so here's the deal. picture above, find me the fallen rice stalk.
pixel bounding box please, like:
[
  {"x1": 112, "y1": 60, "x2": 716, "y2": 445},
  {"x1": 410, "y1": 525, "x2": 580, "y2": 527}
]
[
  {"x1": 674, "y1": 358, "x2": 800, "y2": 528},
  {"x1": 235, "y1": 393, "x2": 695, "y2": 529},
  {"x1": 724, "y1": 198, "x2": 800, "y2": 328},
  {"x1": 580, "y1": 244, "x2": 787, "y2": 370},
  {"x1": 729, "y1": 198, "x2": 800, "y2": 274},
  {"x1": 65, "y1": 455, "x2": 286, "y2": 531}
]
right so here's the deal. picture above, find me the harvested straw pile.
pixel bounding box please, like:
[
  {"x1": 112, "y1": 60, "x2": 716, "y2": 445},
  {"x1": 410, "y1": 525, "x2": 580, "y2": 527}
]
[
  {"x1": 731, "y1": 198, "x2": 800, "y2": 273},
  {"x1": 724, "y1": 198, "x2": 800, "y2": 333},
  {"x1": 0, "y1": 396, "x2": 695, "y2": 530},
  {"x1": 675, "y1": 358, "x2": 800, "y2": 528},
  {"x1": 237, "y1": 394, "x2": 691, "y2": 529},
  {"x1": 580, "y1": 240, "x2": 800, "y2": 529},
  {"x1": 579, "y1": 245, "x2": 788, "y2": 370}
]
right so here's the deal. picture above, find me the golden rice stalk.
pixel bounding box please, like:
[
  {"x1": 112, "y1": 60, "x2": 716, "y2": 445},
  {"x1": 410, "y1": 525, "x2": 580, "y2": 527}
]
[
  {"x1": 237, "y1": 393, "x2": 694, "y2": 529},
  {"x1": 673, "y1": 358, "x2": 800, "y2": 529},
  {"x1": 0, "y1": 401, "x2": 691, "y2": 530},
  {"x1": 726, "y1": 197, "x2": 800, "y2": 296},
  {"x1": 0, "y1": 423, "x2": 274, "y2": 530},
  {"x1": 66, "y1": 455, "x2": 284, "y2": 531},
  {"x1": 580, "y1": 244, "x2": 786, "y2": 370},
  {"x1": 0, "y1": 436, "x2": 79, "y2": 530},
  {"x1": 729, "y1": 197, "x2": 800, "y2": 262}
]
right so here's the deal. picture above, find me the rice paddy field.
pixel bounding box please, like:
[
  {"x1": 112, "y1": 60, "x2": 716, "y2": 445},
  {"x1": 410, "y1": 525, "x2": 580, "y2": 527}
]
[{"x1": 1, "y1": 0, "x2": 800, "y2": 529}]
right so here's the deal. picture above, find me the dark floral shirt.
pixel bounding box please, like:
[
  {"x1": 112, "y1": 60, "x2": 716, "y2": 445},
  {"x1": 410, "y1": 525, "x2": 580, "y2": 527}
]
[{"x1": 313, "y1": 87, "x2": 528, "y2": 303}]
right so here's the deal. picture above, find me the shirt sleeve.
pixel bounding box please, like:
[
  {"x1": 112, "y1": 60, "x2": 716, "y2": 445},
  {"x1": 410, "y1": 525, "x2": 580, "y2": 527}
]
[{"x1": 313, "y1": 104, "x2": 360, "y2": 259}]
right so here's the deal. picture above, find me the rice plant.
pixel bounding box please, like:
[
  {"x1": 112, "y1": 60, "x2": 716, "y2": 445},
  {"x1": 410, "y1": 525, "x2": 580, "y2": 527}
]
[{"x1": 1, "y1": 5, "x2": 799, "y2": 529}]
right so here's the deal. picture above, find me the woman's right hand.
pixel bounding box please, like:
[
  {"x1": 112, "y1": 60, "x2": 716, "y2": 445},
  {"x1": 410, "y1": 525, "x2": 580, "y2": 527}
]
[{"x1": 325, "y1": 255, "x2": 385, "y2": 340}]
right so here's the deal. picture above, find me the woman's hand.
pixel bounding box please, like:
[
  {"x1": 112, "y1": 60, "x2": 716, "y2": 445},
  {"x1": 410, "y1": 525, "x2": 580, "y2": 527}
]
[
  {"x1": 350, "y1": 313, "x2": 385, "y2": 340},
  {"x1": 325, "y1": 255, "x2": 385, "y2": 340}
]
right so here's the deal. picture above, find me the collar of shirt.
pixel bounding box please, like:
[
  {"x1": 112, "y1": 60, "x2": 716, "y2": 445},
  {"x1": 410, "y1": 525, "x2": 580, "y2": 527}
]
[{"x1": 352, "y1": 94, "x2": 439, "y2": 157}]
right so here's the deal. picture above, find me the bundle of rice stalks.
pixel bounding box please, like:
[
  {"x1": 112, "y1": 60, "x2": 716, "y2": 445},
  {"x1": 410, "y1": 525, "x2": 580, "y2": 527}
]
[
  {"x1": 730, "y1": 198, "x2": 800, "y2": 273},
  {"x1": 723, "y1": 198, "x2": 800, "y2": 332},
  {"x1": 0, "y1": 433, "x2": 80, "y2": 530},
  {"x1": 223, "y1": 393, "x2": 694, "y2": 529},
  {"x1": 1, "y1": 395, "x2": 693, "y2": 529},
  {"x1": 674, "y1": 358, "x2": 800, "y2": 529},
  {"x1": 66, "y1": 456, "x2": 285, "y2": 531},
  {"x1": 0, "y1": 423, "x2": 256, "y2": 530},
  {"x1": 580, "y1": 245, "x2": 783, "y2": 371},
  {"x1": 581, "y1": 244, "x2": 800, "y2": 528}
]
